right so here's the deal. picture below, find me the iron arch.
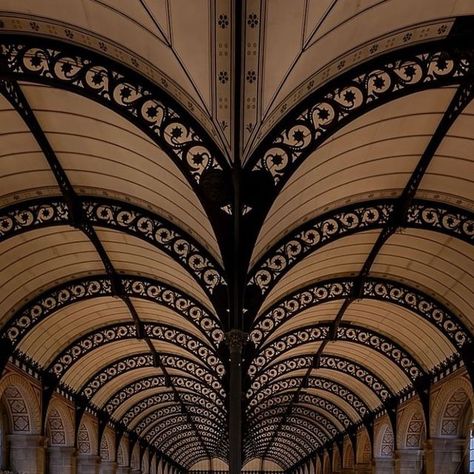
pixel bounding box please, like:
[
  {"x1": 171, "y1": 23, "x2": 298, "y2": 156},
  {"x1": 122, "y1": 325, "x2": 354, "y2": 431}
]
[
  {"x1": 47, "y1": 322, "x2": 223, "y2": 378},
  {"x1": 0, "y1": 196, "x2": 227, "y2": 305},
  {"x1": 80, "y1": 352, "x2": 223, "y2": 398},
  {"x1": 248, "y1": 354, "x2": 392, "y2": 403},
  {"x1": 249, "y1": 323, "x2": 424, "y2": 382},
  {"x1": 103, "y1": 375, "x2": 225, "y2": 417},
  {"x1": 247, "y1": 199, "x2": 474, "y2": 308},
  {"x1": 250, "y1": 276, "x2": 470, "y2": 352}
]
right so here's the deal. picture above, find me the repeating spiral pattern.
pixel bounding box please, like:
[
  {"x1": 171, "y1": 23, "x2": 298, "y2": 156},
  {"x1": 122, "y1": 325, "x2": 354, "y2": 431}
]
[
  {"x1": 253, "y1": 50, "x2": 471, "y2": 183},
  {"x1": 84, "y1": 199, "x2": 226, "y2": 295},
  {"x1": 81, "y1": 353, "x2": 222, "y2": 398},
  {"x1": 0, "y1": 40, "x2": 223, "y2": 183},
  {"x1": 120, "y1": 391, "x2": 222, "y2": 426},
  {"x1": 104, "y1": 375, "x2": 225, "y2": 416},
  {"x1": 50, "y1": 322, "x2": 224, "y2": 377},
  {"x1": 0, "y1": 201, "x2": 69, "y2": 240},
  {"x1": 249, "y1": 203, "x2": 392, "y2": 293},
  {"x1": 135, "y1": 404, "x2": 222, "y2": 435}
]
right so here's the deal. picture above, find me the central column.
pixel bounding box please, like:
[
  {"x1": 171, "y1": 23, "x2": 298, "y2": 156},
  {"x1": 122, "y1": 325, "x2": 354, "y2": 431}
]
[{"x1": 226, "y1": 330, "x2": 247, "y2": 474}]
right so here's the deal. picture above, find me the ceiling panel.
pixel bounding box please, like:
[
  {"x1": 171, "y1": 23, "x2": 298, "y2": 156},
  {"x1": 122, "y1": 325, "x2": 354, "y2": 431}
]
[
  {"x1": 254, "y1": 88, "x2": 455, "y2": 261},
  {"x1": 261, "y1": 230, "x2": 380, "y2": 314},
  {"x1": 20, "y1": 83, "x2": 220, "y2": 260},
  {"x1": 0, "y1": 227, "x2": 100, "y2": 321}
]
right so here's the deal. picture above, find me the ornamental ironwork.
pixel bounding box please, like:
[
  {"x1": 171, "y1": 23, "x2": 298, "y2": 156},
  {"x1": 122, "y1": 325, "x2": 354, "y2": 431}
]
[
  {"x1": 135, "y1": 405, "x2": 222, "y2": 435},
  {"x1": 174, "y1": 447, "x2": 208, "y2": 468},
  {"x1": 246, "y1": 432, "x2": 303, "y2": 461},
  {"x1": 248, "y1": 376, "x2": 368, "y2": 417},
  {"x1": 247, "y1": 416, "x2": 325, "y2": 447},
  {"x1": 48, "y1": 322, "x2": 224, "y2": 378},
  {"x1": 3, "y1": 274, "x2": 225, "y2": 350},
  {"x1": 248, "y1": 401, "x2": 338, "y2": 437},
  {"x1": 0, "y1": 199, "x2": 69, "y2": 240},
  {"x1": 156, "y1": 424, "x2": 222, "y2": 449},
  {"x1": 251, "y1": 277, "x2": 469, "y2": 351},
  {"x1": 81, "y1": 352, "x2": 222, "y2": 398},
  {"x1": 249, "y1": 428, "x2": 313, "y2": 455},
  {"x1": 248, "y1": 199, "x2": 474, "y2": 300},
  {"x1": 158, "y1": 428, "x2": 220, "y2": 453},
  {"x1": 104, "y1": 375, "x2": 225, "y2": 416},
  {"x1": 248, "y1": 354, "x2": 390, "y2": 402},
  {"x1": 0, "y1": 196, "x2": 226, "y2": 298},
  {"x1": 248, "y1": 325, "x2": 330, "y2": 377},
  {"x1": 248, "y1": 390, "x2": 350, "y2": 428},
  {"x1": 144, "y1": 414, "x2": 222, "y2": 444},
  {"x1": 249, "y1": 48, "x2": 471, "y2": 186},
  {"x1": 84, "y1": 198, "x2": 226, "y2": 295},
  {"x1": 0, "y1": 37, "x2": 227, "y2": 184},
  {"x1": 120, "y1": 392, "x2": 224, "y2": 425},
  {"x1": 248, "y1": 202, "x2": 392, "y2": 295}
]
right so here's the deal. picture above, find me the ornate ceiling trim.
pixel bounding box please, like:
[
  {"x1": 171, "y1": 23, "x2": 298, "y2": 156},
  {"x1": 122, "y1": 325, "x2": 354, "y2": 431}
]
[
  {"x1": 246, "y1": 17, "x2": 455, "y2": 157},
  {"x1": 250, "y1": 390, "x2": 350, "y2": 431},
  {"x1": 246, "y1": 28, "x2": 472, "y2": 185},
  {"x1": 249, "y1": 323, "x2": 424, "y2": 382},
  {"x1": 0, "y1": 14, "x2": 226, "y2": 154},
  {"x1": 247, "y1": 199, "x2": 474, "y2": 304},
  {"x1": 120, "y1": 390, "x2": 225, "y2": 427},
  {"x1": 0, "y1": 34, "x2": 235, "y2": 276},
  {"x1": 248, "y1": 403, "x2": 336, "y2": 439},
  {"x1": 248, "y1": 376, "x2": 369, "y2": 418},
  {"x1": 250, "y1": 276, "x2": 469, "y2": 352},
  {"x1": 239, "y1": 29, "x2": 474, "y2": 271},
  {"x1": 143, "y1": 413, "x2": 223, "y2": 447},
  {"x1": 80, "y1": 352, "x2": 222, "y2": 399},
  {"x1": 43, "y1": 322, "x2": 222, "y2": 379},
  {"x1": 2, "y1": 275, "x2": 225, "y2": 358},
  {"x1": 245, "y1": 431, "x2": 306, "y2": 462},
  {"x1": 250, "y1": 428, "x2": 313, "y2": 457},
  {"x1": 103, "y1": 375, "x2": 225, "y2": 420},
  {"x1": 248, "y1": 354, "x2": 391, "y2": 403},
  {"x1": 247, "y1": 415, "x2": 327, "y2": 447},
  {"x1": 135, "y1": 405, "x2": 223, "y2": 436},
  {"x1": 0, "y1": 195, "x2": 227, "y2": 303}
]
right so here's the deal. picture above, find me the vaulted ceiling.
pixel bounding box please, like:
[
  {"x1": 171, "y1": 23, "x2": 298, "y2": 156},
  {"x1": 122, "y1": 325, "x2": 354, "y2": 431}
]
[{"x1": 0, "y1": 0, "x2": 473, "y2": 470}]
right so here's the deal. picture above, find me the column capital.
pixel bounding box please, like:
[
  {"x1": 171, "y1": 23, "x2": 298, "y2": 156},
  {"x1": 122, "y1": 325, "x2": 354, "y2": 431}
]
[{"x1": 225, "y1": 329, "x2": 248, "y2": 354}]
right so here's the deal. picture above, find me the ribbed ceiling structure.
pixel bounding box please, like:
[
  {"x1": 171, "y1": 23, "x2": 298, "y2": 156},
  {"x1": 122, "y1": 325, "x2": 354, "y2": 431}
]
[{"x1": 0, "y1": 0, "x2": 474, "y2": 471}]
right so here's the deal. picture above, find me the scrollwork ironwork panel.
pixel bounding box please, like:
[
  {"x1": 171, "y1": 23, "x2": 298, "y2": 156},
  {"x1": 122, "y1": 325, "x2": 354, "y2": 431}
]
[
  {"x1": 250, "y1": 277, "x2": 468, "y2": 357},
  {"x1": 84, "y1": 198, "x2": 226, "y2": 296},
  {"x1": 248, "y1": 202, "x2": 392, "y2": 296},
  {"x1": 249, "y1": 48, "x2": 471, "y2": 186},
  {"x1": 0, "y1": 36, "x2": 227, "y2": 185},
  {"x1": 247, "y1": 416, "x2": 325, "y2": 448},
  {"x1": 0, "y1": 196, "x2": 227, "y2": 301},
  {"x1": 120, "y1": 392, "x2": 223, "y2": 425},
  {"x1": 104, "y1": 375, "x2": 225, "y2": 418},
  {"x1": 248, "y1": 398, "x2": 340, "y2": 437},
  {"x1": 248, "y1": 376, "x2": 368, "y2": 417},
  {"x1": 80, "y1": 352, "x2": 222, "y2": 398},
  {"x1": 48, "y1": 322, "x2": 224, "y2": 378},
  {"x1": 0, "y1": 199, "x2": 69, "y2": 241},
  {"x1": 248, "y1": 200, "x2": 474, "y2": 303},
  {"x1": 248, "y1": 389, "x2": 350, "y2": 429},
  {"x1": 135, "y1": 405, "x2": 222, "y2": 435},
  {"x1": 247, "y1": 354, "x2": 391, "y2": 402}
]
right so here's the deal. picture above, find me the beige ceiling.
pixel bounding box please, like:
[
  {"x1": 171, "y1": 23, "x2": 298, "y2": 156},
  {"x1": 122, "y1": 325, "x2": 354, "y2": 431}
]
[
  {"x1": 0, "y1": 0, "x2": 473, "y2": 470},
  {"x1": 2, "y1": 0, "x2": 474, "y2": 159}
]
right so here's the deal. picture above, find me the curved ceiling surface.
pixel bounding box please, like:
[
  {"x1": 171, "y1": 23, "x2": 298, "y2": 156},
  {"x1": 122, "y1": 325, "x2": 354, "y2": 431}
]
[{"x1": 0, "y1": 0, "x2": 473, "y2": 470}]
